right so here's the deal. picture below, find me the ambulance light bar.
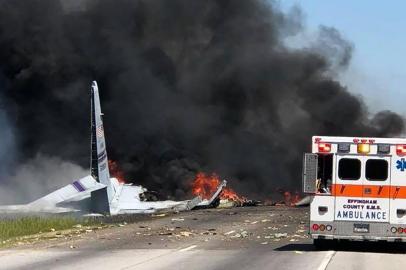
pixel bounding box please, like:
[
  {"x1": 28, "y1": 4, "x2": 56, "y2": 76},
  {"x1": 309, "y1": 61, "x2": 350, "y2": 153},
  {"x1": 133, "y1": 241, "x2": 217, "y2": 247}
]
[
  {"x1": 357, "y1": 144, "x2": 370, "y2": 154},
  {"x1": 396, "y1": 145, "x2": 406, "y2": 156},
  {"x1": 338, "y1": 143, "x2": 350, "y2": 153},
  {"x1": 377, "y1": 144, "x2": 390, "y2": 154},
  {"x1": 318, "y1": 143, "x2": 331, "y2": 153}
]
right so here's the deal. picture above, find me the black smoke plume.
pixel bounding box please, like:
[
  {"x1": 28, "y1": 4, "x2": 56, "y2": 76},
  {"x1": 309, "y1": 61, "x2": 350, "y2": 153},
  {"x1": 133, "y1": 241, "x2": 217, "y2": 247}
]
[{"x1": 0, "y1": 0, "x2": 403, "y2": 200}]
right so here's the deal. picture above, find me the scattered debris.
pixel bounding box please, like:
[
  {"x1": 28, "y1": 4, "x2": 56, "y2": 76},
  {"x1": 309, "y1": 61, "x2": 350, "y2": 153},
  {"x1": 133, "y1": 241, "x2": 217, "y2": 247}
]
[
  {"x1": 224, "y1": 230, "x2": 236, "y2": 235},
  {"x1": 229, "y1": 230, "x2": 249, "y2": 239},
  {"x1": 294, "y1": 196, "x2": 313, "y2": 207},
  {"x1": 218, "y1": 200, "x2": 235, "y2": 208},
  {"x1": 159, "y1": 232, "x2": 173, "y2": 236},
  {"x1": 180, "y1": 231, "x2": 193, "y2": 237},
  {"x1": 267, "y1": 226, "x2": 279, "y2": 231},
  {"x1": 171, "y1": 218, "x2": 185, "y2": 222},
  {"x1": 274, "y1": 233, "x2": 287, "y2": 238},
  {"x1": 152, "y1": 214, "x2": 166, "y2": 217}
]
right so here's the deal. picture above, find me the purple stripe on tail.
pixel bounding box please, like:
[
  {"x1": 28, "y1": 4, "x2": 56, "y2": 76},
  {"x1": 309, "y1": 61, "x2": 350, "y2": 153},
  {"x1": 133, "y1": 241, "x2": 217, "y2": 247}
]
[{"x1": 72, "y1": 181, "x2": 86, "y2": 192}]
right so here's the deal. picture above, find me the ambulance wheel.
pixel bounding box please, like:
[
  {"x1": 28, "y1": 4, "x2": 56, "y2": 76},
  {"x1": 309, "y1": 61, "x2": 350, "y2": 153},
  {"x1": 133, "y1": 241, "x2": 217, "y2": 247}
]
[{"x1": 313, "y1": 239, "x2": 331, "y2": 250}]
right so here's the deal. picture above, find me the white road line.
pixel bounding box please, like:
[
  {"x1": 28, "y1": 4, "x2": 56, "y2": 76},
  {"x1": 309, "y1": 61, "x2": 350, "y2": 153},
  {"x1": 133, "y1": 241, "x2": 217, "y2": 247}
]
[
  {"x1": 179, "y1": 245, "x2": 198, "y2": 252},
  {"x1": 317, "y1": 251, "x2": 336, "y2": 270}
]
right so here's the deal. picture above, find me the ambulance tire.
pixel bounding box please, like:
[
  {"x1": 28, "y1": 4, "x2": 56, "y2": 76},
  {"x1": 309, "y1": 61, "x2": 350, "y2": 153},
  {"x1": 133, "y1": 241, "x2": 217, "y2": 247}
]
[{"x1": 313, "y1": 239, "x2": 332, "y2": 250}]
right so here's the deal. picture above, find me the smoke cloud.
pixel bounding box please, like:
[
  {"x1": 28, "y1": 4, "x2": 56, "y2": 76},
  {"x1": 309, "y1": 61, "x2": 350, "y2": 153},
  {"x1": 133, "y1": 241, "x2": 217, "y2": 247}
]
[
  {"x1": 0, "y1": 100, "x2": 15, "y2": 179},
  {"x1": 0, "y1": 154, "x2": 87, "y2": 204},
  {"x1": 0, "y1": 0, "x2": 403, "y2": 200}
]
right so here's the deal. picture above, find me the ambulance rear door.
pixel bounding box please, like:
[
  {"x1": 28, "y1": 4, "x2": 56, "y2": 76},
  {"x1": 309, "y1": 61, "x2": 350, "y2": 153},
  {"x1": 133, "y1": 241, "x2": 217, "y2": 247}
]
[
  {"x1": 334, "y1": 154, "x2": 363, "y2": 222},
  {"x1": 362, "y1": 155, "x2": 391, "y2": 223}
]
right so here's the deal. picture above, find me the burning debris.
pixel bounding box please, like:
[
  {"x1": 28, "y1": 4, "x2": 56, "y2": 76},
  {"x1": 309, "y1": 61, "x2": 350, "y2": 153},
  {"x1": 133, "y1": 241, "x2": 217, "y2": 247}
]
[
  {"x1": 262, "y1": 190, "x2": 302, "y2": 207},
  {"x1": 192, "y1": 173, "x2": 245, "y2": 206},
  {"x1": 192, "y1": 173, "x2": 259, "y2": 207},
  {"x1": 282, "y1": 191, "x2": 301, "y2": 206},
  {"x1": 191, "y1": 172, "x2": 302, "y2": 208}
]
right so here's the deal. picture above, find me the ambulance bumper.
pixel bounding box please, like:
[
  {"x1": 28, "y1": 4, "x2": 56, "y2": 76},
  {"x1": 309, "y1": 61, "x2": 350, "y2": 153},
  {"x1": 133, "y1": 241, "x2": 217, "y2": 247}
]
[
  {"x1": 310, "y1": 221, "x2": 406, "y2": 242},
  {"x1": 311, "y1": 234, "x2": 406, "y2": 242}
]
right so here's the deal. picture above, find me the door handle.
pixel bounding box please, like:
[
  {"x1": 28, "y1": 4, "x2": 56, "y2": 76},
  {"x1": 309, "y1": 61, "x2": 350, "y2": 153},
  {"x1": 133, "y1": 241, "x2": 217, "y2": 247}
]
[
  {"x1": 394, "y1": 187, "x2": 400, "y2": 199},
  {"x1": 364, "y1": 188, "x2": 371, "y2": 195}
]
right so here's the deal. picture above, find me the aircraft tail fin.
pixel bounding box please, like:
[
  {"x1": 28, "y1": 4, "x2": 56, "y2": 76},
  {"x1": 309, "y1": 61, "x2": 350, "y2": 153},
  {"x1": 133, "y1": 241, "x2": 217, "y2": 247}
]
[{"x1": 90, "y1": 81, "x2": 113, "y2": 208}]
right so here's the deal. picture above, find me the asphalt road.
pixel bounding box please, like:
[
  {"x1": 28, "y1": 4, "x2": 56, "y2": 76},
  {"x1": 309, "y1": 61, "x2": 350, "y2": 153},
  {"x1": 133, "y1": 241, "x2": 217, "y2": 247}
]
[{"x1": 1, "y1": 206, "x2": 406, "y2": 270}]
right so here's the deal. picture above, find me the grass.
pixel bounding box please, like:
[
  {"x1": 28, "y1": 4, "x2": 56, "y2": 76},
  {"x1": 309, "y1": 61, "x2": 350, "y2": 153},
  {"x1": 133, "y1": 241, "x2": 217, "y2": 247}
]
[
  {"x1": 0, "y1": 213, "x2": 163, "y2": 247},
  {"x1": 0, "y1": 216, "x2": 98, "y2": 243}
]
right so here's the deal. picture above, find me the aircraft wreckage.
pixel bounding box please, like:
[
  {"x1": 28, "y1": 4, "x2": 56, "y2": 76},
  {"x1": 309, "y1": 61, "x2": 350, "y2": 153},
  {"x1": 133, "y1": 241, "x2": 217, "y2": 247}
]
[{"x1": 0, "y1": 81, "x2": 226, "y2": 215}]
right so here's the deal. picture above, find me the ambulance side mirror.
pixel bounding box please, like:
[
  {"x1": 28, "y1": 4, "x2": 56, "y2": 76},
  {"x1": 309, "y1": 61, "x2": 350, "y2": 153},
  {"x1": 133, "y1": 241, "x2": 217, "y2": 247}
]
[{"x1": 303, "y1": 153, "x2": 318, "y2": 194}]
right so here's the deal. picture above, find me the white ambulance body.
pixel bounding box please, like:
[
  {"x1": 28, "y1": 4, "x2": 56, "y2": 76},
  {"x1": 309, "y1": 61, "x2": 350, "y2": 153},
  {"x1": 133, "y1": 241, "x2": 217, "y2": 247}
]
[{"x1": 303, "y1": 136, "x2": 406, "y2": 243}]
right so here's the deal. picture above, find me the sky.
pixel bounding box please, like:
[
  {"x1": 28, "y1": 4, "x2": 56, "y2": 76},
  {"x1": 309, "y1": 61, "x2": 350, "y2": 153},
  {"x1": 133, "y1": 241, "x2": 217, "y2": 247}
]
[{"x1": 280, "y1": 1, "x2": 406, "y2": 115}]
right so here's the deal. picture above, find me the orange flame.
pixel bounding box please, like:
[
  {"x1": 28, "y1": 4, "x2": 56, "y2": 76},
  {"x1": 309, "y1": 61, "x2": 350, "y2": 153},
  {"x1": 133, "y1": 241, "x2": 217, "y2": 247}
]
[
  {"x1": 283, "y1": 191, "x2": 301, "y2": 206},
  {"x1": 192, "y1": 172, "x2": 246, "y2": 203},
  {"x1": 108, "y1": 160, "x2": 126, "y2": 183},
  {"x1": 192, "y1": 172, "x2": 220, "y2": 200}
]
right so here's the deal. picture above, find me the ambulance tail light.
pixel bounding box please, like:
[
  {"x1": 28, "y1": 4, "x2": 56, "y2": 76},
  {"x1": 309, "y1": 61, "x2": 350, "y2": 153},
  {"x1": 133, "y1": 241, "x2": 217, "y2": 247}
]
[
  {"x1": 318, "y1": 143, "x2": 331, "y2": 153},
  {"x1": 390, "y1": 227, "x2": 406, "y2": 234},
  {"x1": 357, "y1": 144, "x2": 370, "y2": 154},
  {"x1": 396, "y1": 145, "x2": 406, "y2": 156},
  {"x1": 312, "y1": 224, "x2": 332, "y2": 232}
]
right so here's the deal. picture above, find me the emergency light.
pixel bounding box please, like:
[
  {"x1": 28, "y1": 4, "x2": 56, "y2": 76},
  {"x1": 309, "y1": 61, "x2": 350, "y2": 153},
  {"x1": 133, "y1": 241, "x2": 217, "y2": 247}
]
[
  {"x1": 357, "y1": 144, "x2": 370, "y2": 154},
  {"x1": 396, "y1": 145, "x2": 406, "y2": 156},
  {"x1": 377, "y1": 144, "x2": 390, "y2": 154},
  {"x1": 338, "y1": 143, "x2": 350, "y2": 153},
  {"x1": 318, "y1": 143, "x2": 331, "y2": 153}
]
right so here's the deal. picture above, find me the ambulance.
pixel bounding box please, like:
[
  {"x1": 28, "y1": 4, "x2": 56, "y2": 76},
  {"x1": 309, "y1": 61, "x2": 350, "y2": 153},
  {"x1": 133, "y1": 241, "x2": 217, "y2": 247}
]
[{"x1": 303, "y1": 136, "x2": 406, "y2": 246}]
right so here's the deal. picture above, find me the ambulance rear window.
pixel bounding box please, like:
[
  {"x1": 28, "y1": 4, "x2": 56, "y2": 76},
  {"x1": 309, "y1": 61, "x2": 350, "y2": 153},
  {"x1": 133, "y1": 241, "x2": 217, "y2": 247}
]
[
  {"x1": 338, "y1": 158, "x2": 361, "y2": 180},
  {"x1": 366, "y1": 159, "x2": 388, "y2": 181}
]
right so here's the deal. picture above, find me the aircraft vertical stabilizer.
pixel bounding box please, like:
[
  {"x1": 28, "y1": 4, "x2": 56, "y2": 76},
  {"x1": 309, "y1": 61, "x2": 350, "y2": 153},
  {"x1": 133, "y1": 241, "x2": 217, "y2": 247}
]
[{"x1": 90, "y1": 81, "x2": 113, "y2": 214}]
